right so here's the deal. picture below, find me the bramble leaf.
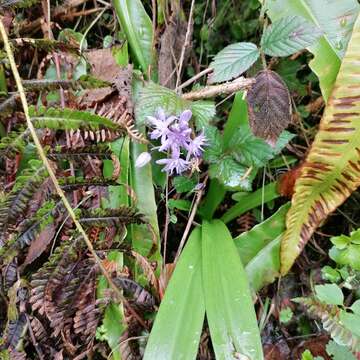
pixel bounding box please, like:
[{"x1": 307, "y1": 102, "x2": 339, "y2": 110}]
[
  {"x1": 261, "y1": 16, "x2": 322, "y2": 57},
  {"x1": 208, "y1": 42, "x2": 260, "y2": 83}
]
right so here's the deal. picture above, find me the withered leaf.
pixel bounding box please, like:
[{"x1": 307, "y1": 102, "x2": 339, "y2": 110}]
[
  {"x1": 23, "y1": 223, "x2": 56, "y2": 267},
  {"x1": 247, "y1": 70, "x2": 292, "y2": 146}
]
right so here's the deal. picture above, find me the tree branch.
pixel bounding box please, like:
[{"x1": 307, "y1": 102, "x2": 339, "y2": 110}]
[{"x1": 182, "y1": 76, "x2": 254, "y2": 100}]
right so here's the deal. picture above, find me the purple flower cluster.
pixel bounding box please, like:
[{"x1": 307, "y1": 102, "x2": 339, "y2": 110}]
[{"x1": 135, "y1": 109, "x2": 206, "y2": 175}]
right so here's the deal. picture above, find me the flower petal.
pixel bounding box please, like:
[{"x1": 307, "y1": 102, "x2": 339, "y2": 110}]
[{"x1": 135, "y1": 152, "x2": 152, "y2": 168}]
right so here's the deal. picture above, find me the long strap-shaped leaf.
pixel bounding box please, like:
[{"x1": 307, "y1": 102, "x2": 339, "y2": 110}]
[
  {"x1": 113, "y1": 0, "x2": 153, "y2": 73},
  {"x1": 281, "y1": 14, "x2": 360, "y2": 275},
  {"x1": 202, "y1": 220, "x2": 263, "y2": 360},
  {"x1": 143, "y1": 228, "x2": 205, "y2": 360}
]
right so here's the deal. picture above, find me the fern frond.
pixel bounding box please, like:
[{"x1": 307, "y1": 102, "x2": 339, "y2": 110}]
[
  {"x1": 0, "y1": 129, "x2": 29, "y2": 156},
  {"x1": 0, "y1": 0, "x2": 39, "y2": 9},
  {"x1": 3, "y1": 313, "x2": 27, "y2": 349},
  {"x1": 48, "y1": 144, "x2": 113, "y2": 160},
  {"x1": 96, "y1": 104, "x2": 148, "y2": 144},
  {"x1": 79, "y1": 207, "x2": 145, "y2": 227},
  {"x1": 112, "y1": 277, "x2": 155, "y2": 310},
  {"x1": 59, "y1": 176, "x2": 118, "y2": 190},
  {"x1": 281, "y1": 15, "x2": 360, "y2": 274},
  {"x1": 0, "y1": 94, "x2": 19, "y2": 119},
  {"x1": 22, "y1": 76, "x2": 111, "y2": 92},
  {"x1": 11, "y1": 38, "x2": 79, "y2": 55},
  {"x1": 30, "y1": 106, "x2": 127, "y2": 135},
  {"x1": 297, "y1": 297, "x2": 360, "y2": 352},
  {"x1": 0, "y1": 163, "x2": 47, "y2": 232}
]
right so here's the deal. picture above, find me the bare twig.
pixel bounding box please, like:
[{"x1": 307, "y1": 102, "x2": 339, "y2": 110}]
[
  {"x1": 0, "y1": 19, "x2": 147, "y2": 330},
  {"x1": 182, "y1": 76, "x2": 255, "y2": 100},
  {"x1": 175, "y1": 0, "x2": 195, "y2": 91},
  {"x1": 178, "y1": 67, "x2": 213, "y2": 91},
  {"x1": 174, "y1": 175, "x2": 208, "y2": 264}
]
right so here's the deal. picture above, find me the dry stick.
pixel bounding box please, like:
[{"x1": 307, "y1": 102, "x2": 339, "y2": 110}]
[
  {"x1": 182, "y1": 77, "x2": 255, "y2": 100},
  {"x1": 0, "y1": 20, "x2": 147, "y2": 330},
  {"x1": 177, "y1": 67, "x2": 213, "y2": 91},
  {"x1": 175, "y1": 0, "x2": 195, "y2": 91},
  {"x1": 174, "y1": 175, "x2": 208, "y2": 264}
]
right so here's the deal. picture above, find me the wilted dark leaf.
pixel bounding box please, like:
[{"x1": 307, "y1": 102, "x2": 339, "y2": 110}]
[{"x1": 247, "y1": 70, "x2": 292, "y2": 146}]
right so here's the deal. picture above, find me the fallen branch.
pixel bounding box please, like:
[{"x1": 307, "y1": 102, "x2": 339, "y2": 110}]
[{"x1": 182, "y1": 76, "x2": 254, "y2": 100}]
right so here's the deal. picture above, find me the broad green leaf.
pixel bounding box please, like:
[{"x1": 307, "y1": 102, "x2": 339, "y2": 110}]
[
  {"x1": 280, "y1": 15, "x2": 360, "y2": 274},
  {"x1": 113, "y1": 0, "x2": 153, "y2": 73},
  {"x1": 315, "y1": 284, "x2": 344, "y2": 305},
  {"x1": 260, "y1": 0, "x2": 359, "y2": 101},
  {"x1": 321, "y1": 266, "x2": 341, "y2": 283},
  {"x1": 202, "y1": 220, "x2": 263, "y2": 360},
  {"x1": 329, "y1": 244, "x2": 360, "y2": 271},
  {"x1": 135, "y1": 82, "x2": 215, "y2": 129},
  {"x1": 350, "y1": 300, "x2": 360, "y2": 315},
  {"x1": 143, "y1": 228, "x2": 205, "y2": 360},
  {"x1": 340, "y1": 310, "x2": 360, "y2": 337},
  {"x1": 326, "y1": 340, "x2": 357, "y2": 360},
  {"x1": 209, "y1": 42, "x2": 260, "y2": 84},
  {"x1": 245, "y1": 235, "x2": 281, "y2": 292},
  {"x1": 331, "y1": 235, "x2": 352, "y2": 249},
  {"x1": 221, "y1": 182, "x2": 280, "y2": 224},
  {"x1": 261, "y1": 16, "x2": 322, "y2": 57},
  {"x1": 234, "y1": 203, "x2": 290, "y2": 265}
]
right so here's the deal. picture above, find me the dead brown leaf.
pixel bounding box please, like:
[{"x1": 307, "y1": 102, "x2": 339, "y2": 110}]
[{"x1": 247, "y1": 70, "x2": 292, "y2": 147}]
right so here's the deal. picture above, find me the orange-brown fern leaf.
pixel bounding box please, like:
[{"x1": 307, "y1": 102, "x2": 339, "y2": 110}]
[{"x1": 281, "y1": 14, "x2": 360, "y2": 275}]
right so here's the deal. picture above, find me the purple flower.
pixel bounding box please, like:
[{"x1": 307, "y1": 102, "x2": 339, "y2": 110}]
[
  {"x1": 145, "y1": 108, "x2": 207, "y2": 176},
  {"x1": 185, "y1": 131, "x2": 207, "y2": 159},
  {"x1": 147, "y1": 109, "x2": 176, "y2": 142},
  {"x1": 156, "y1": 156, "x2": 190, "y2": 175},
  {"x1": 178, "y1": 110, "x2": 192, "y2": 130},
  {"x1": 159, "y1": 124, "x2": 191, "y2": 153}
]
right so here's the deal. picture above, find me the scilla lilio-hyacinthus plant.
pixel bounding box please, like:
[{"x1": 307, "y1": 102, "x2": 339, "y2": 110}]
[{"x1": 135, "y1": 109, "x2": 207, "y2": 176}]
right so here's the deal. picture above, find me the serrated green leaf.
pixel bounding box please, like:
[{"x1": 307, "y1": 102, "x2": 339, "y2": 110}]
[
  {"x1": 143, "y1": 228, "x2": 205, "y2": 360},
  {"x1": 135, "y1": 82, "x2": 215, "y2": 130},
  {"x1": 209, "y1": 156, "x2": 252, "y2": 190},
  {"x1": 314, "y1": 284, "x2": 344, "y2": 305},
  {"x1": 173, "y1": 176, "x2": 198, "y2": 193},
  {"x1": 202, "y1": 220, "x2": 263, "y2": 359},
  {"x1": 261, "y1": 15, "x2": 322, "y2": 57},
  {"x1": 209, "y1": 42, "x2": 260, "y2": 84},
  {"x1": 229, "y1": 126, "x2": 294, "y2": 167}
]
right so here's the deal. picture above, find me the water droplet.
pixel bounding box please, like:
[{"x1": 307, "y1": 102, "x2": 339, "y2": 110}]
[
  {"x1": 188, "y1": 265, "x2": 194, "y2": 270},
  {"x1": 335, "y1": 40, "x2": 343, "y2": 50},
  {"x1": 340, "y1": 17, "x2": 347, "y2": 27}
]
